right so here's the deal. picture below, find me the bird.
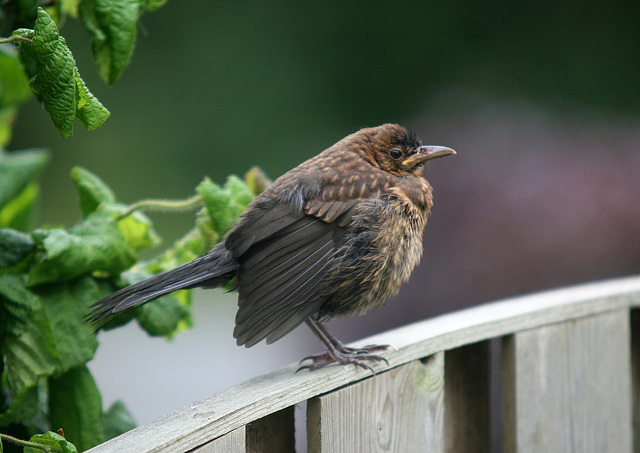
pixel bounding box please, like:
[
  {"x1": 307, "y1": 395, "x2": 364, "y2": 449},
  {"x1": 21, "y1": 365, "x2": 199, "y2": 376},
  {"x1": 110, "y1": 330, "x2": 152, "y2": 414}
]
[{"x1": 87, "y1": 124, "x2": 456, "y2": 372}]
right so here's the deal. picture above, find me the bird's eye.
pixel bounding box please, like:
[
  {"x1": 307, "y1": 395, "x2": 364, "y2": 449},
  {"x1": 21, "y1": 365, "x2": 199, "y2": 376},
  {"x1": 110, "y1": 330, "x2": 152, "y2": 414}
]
[{"x1": 389, "y1": 148, "x2": 403, "y2": 160}]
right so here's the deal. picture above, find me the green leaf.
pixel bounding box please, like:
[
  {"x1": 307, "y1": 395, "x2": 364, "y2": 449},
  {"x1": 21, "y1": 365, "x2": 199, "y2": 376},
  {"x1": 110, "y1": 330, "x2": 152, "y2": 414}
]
[
  {"x1": 195, "y1": 209, "x2": 219, "y2": 251},
  {"x1": 2, "y1": 306, "x2": 60, "y2": 423},
  {"x1": 12, "y1": 8, "x2": 109, "y2": 137},
  {"x1": 28, "y1": 210, "x2": 136, "y2": 286},
  {"x1": 0, "y1": 229, "x2": 34, "y2": 269},
  {"x1": 143, "y1": 0, "x2": 168, "y2": 12},
  {"x1": 61, "y1": 0, "x2": 82, "y2": 17},
  {"x1": 172, "y1": 227, "x2": 204, "y2": 261},
  {"x1": 119, "y1": 267, "x2": 190, "y2": 337},
  {"x1": 195, "y1": 175, "x2": 254, "y2": 250},
  {"x1": 0, "y1": 274, "x2": 37, "y2": 338},
  {"x1": 24, "y1": 431, "x2": 78, "y2": 453},
  {"x1": 0, "y1": 181, "x2": 39, "y2": 231},
  {"x1": 70, "y1": 166, "x2": 116, "y2": 216},
  {"x1": 244, "y1": 166, "x2": 272, "y2": 195},
  {"x1": 0, "y1": 383, "x2": 39, "y2": 427},
  {"x1": 79, "y1": 0, "x2": 142, "y2": 85},
  {"x1": 48, "y1": 365, "x2": 103, "y2": 451},
  {"x1": 225, "y1": 175, "x2": 254, "y2": 212},
  {"x1": 136, "y1": 293, "x2": 190, "y2": 337},
  {"x1": 74, "y1": 66, "x2": 110, "y2": 130},
  {"x1": 34, "y1": 277, "x2": 100, "y2": 372},
  {"x1": 103, "y1": 400, "x2": 136, "y2": 440},
  {"x1": 115, "y1": 209, "x2": 161, "y2": 252},
  {"x1": 13, "y1": 9, "x2": 75, "y2": 137},
  {"x1": 145, "y1": 226, "x2": 203, "y2": 272},
  {"x1": 196, "y1": 178, "x2": 235, "y2": 237},
  {"x1": 0, "y1": 148, "x2": 49, "y2": 209},
  {"x1": 0, "y1": 277, "x2": 101, "y2": 429},
  {"x1": 68, "y1": 165, "x2": 161, "y2": 247}
]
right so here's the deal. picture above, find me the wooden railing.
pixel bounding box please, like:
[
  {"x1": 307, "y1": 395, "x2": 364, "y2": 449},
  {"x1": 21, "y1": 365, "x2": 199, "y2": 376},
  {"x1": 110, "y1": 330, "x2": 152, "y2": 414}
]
[{"x1": 86, "y1": 275, "x2": 640, "y2": 452}]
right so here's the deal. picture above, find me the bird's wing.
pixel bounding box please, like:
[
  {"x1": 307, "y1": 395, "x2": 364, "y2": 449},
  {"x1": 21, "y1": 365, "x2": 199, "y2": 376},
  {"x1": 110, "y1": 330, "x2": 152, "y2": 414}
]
[
  {"x1": 229, "y1": 172, "x2": 391, "y2": 347},
  {"x1": 232, "y1": 211, "x2": 338, "y2": 347},
  {"x1": 304, "y1": 198, "x2": 359, "y2": 226},
  {"x1": 304, "y1": 171, "x2": 387, "y2": 224}
]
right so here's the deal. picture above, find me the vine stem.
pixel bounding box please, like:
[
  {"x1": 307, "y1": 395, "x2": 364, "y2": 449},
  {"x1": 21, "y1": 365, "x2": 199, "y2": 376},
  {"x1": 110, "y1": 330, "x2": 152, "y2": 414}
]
[
  {"x1": 0, "y1": 35, "x2": 33, "y2": 45},
  {"x1": 0, "y1": 433, "x2": 53, "y2": 452},
  {"x1": 118, "y1": 194, "x2": 204, "y2": 220}
]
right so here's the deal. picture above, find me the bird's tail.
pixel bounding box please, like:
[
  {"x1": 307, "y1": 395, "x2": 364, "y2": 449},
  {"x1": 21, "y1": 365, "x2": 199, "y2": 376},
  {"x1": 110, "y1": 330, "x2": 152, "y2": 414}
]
[{"x1": 87, "y1": 244, "x2": 237, "y2": 324}]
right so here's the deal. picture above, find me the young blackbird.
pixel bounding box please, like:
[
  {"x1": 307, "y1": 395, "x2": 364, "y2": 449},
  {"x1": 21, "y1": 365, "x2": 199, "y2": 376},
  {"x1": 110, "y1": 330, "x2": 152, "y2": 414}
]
[{"x1": 88, "y1": 124, "x2": 455, "y2": 371}]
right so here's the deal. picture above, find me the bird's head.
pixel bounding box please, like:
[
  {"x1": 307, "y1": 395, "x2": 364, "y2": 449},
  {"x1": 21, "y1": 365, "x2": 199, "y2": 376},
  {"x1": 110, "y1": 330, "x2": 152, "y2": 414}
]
[{"x1": 354, "y1": 124, "x2": 456, "y2": 177}]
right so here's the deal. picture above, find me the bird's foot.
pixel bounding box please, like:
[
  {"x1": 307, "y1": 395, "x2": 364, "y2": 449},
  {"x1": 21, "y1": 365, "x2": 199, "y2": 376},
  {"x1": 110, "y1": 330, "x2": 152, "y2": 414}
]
[{"x1": 297, "y1": 344, "x2": 393, "y2": 373}]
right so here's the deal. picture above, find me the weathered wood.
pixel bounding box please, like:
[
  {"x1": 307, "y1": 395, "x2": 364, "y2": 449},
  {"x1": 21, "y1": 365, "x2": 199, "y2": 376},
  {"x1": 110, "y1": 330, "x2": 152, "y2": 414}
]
[
  {"x1": 180, "y1": 407, "x2": 295, "y2": 453},
  {"x1": 190, "y1": 427, "x2": 245, "y2": 453},
  {"x1": 85, "y1": 276, "x2": 640, "y2": 453},
  {"x1": 630, "y1": 310, "x2": 640, "y2": 453},
  {"x1": 308, "y1": 354, "x2": 444, "y2": 453},
  {"x1": 444, "y1": 341, "x2": 491, "y2": 453},
  {"x1": 502, "y1": 309, "x2": 632, "y2": 453},
  {"x1": 245, "y1": 406, "x2": 295, "y2": 453}
]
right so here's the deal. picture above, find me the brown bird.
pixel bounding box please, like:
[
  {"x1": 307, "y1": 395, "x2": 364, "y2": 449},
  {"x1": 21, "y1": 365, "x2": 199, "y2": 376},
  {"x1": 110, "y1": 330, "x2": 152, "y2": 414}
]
[{"x1": 88, "y1": 124, "x2": 455, "y2": 371}]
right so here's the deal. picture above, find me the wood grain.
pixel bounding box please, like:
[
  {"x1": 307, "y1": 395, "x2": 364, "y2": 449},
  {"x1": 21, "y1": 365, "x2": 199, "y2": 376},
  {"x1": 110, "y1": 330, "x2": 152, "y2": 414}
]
[
  {"x1": 502, "y1": 309, "x2": 632, "y2": 453},
  {"x1": 631, "y1": 310, "x2": 640, "y2": 453},
  {"x1": 85, "y1": 275, "x2": 640, "y2": 453},
  {"x1": 308, "y1": 355, "x2": 444, "y2": 453},
  {"x1": 190, "y1": 427, "x2": 244, "y2": 453}
]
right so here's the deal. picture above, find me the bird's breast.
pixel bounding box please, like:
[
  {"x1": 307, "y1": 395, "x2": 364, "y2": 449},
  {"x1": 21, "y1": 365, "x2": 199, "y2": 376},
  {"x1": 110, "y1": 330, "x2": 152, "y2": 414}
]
[
  {"x1": 317, "y1": 184, "x2": 430, "y2": 320},
  {"x1": 367, "y1": 188, "x2": 430, "y2": 296}
]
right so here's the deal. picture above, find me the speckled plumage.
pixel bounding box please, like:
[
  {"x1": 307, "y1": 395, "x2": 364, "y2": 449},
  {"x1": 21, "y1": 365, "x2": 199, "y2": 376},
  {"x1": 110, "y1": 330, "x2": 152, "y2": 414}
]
[{"x1": 88, "y1": 124, "x2": 455, "y2": 371}]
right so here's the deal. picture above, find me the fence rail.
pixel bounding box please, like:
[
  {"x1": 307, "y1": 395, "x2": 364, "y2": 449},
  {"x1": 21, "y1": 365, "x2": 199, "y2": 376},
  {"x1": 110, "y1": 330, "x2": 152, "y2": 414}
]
[{"x1": 87, "y1": 275, "x2": 640, "y2": 452}]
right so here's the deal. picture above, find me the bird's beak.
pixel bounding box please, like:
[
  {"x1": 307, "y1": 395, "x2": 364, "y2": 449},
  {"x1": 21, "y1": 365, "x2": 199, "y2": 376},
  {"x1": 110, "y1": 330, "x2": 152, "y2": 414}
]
[{"x1": 402, "y1": 146, "x2": 456, "y2": 166}]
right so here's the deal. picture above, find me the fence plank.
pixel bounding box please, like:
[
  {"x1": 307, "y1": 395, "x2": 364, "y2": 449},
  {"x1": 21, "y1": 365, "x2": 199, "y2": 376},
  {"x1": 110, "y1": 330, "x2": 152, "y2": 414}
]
[
  {"x1": 444, "y1": 342, "x2": 491, "y2": 453},
  {"x1": 308, "y1": 354, "x2": 445, "y2": 453},
  {"x1": 190, "y1": 427, "x2": 245, "y2": 453},
  {"x1": 170, "y1": 407, "x2": 295, "y2": 453},
  {"x1": 86, "y1": 276, "x2": 640, "y2": 453},
  {"x1": 502, "y1": 309, "x2": 632, "y2": 453},
  {"x1": 630, "y1": 310, "x2": 640, "y2": 453}
]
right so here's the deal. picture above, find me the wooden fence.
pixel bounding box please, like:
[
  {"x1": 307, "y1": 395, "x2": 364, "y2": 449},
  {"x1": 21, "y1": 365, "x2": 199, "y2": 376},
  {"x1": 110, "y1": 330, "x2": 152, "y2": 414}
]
[{"x1": 87, "y1": 275, "x2": 640, "y2": 452}]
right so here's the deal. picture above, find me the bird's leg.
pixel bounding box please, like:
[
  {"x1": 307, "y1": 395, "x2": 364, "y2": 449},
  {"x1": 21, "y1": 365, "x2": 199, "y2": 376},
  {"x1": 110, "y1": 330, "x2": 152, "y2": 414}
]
[
  {"x1": 314, "y1": 321, "x2": 391, "y2": 355},
  {"x1": 297, "y1": 319, "x2": 392, "y2": 373}
]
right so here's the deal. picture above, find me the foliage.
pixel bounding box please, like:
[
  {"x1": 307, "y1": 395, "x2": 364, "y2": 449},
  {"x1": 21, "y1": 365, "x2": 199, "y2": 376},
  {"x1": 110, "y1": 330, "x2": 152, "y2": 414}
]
[
  {"x1": 0, "y1": 159, "x2": 265, "y2": 450},
  {"x1": 10, "y1": 8, "x2": 109, "y2": 138},
  {"x1": 2, "y1": 430, "x2": 78, "y2": 453},
  {"x1": 0, "y1": 1, "x2": 268, "y2": 450},
  {"x1": 0, "y1": 0, "x2": 166, "y2": 138}
]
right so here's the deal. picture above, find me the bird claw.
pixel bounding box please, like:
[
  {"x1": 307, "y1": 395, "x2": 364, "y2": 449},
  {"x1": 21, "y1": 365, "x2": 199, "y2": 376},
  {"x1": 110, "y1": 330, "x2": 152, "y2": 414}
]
[
  {"x1": 296, "y1": 344, "x2": 392, "y2": 374},
  {"x1": 346, "y1": 344, "x2": 394, "y2": 354}
]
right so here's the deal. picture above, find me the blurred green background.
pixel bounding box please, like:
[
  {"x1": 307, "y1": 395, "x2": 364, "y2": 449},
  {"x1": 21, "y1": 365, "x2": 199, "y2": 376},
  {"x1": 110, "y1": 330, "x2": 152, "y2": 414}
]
[
  {"x1": 7, "y1": 0, "x2": 640, "y2": 431},
  {"x1": 11, "y1": 2, "x2": 639, "y2": 231}
]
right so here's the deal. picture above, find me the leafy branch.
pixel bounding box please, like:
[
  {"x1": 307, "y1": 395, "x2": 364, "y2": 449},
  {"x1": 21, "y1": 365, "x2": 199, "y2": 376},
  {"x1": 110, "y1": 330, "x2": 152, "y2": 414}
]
[
  {"x1": 0, "y1": 155, "x2": 268, "y2": 450},
  {"x1": 0, "y1": 0, "x2": 267, "y2": 450},
  {"x1": 118, "y1": 194, "x2": 205, "y2": 220},
  {"x1": 0, "y1": 35, "x2": 32, "y2": 45},
  {"x1": 1, "y1": 431, "x2": 75, "y2": 453},
  {"x1": 0, "y1": 0, "x2": 169, "y2": 138},
  {"x1": 8, "y1": 8, "x2": 109, "y2": 138}
]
